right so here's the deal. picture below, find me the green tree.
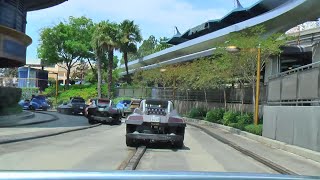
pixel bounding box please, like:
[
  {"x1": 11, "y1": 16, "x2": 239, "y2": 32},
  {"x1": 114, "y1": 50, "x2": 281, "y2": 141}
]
[
  {"x1": 119, "y1": 20, "x2": 142, "y2": 80},
  {"x1": 38, "y1": 16, "x2": 94, "y2": 89},
  {"x1": 91, "y1": 21, "x2": 120, "y2": 98}
]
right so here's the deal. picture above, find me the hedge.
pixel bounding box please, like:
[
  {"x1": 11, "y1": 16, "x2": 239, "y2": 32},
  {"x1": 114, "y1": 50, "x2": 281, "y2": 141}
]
[
  {"x1": 188, "y1": 107, "x2": 207, "y2": 120},
  {"x1": 0, "y1": 87, "x2": 22, "y2": 108},
  {"x1": 245, "y1": 124, "x2": 263, "y2": 136},
  {"x1": 205, "y1": 108, "x2": 225, "y2": 124}
]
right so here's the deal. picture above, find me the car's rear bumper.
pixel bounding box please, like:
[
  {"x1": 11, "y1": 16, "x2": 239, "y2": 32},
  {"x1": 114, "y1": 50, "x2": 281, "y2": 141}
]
[
  {"x1": 126, "y1": 133, "x2": 183, "y2": 143},
  {"x1": 91, "y1": 116, "x2": 115, "y2": 123}
]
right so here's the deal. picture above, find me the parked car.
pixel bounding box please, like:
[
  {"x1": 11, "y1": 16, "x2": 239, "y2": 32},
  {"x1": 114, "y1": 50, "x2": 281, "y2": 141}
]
[
  {"x1": 125, "y1": 99, "x2": 186, "y2": 148},
  {"x1": 19, "y1": 95, "x2": 50, "y2": 111},
  {"x1": 85, "y1": 99, "x2": 122, "y2": 125},
  {"x1": 116, "y1": 99, "x2": 132, "y2": 117},
  {"x1": 57, "y1": 97, "x2": 86, "y2": 115}
]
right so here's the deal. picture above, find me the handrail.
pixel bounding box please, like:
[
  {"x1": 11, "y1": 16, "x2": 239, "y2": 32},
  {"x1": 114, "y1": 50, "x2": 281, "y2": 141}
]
[{"x1": 269, "y1": 61, "x2": 320, "y2": 80}]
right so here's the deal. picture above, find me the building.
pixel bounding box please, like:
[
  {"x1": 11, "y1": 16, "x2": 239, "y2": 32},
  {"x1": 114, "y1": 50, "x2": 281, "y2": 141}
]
[
  {"x1": 0, "y1": 0, "x2": 66, "y2": 68},
  {"x1": 27, "y1": 62, "x2": 90, "y2": 85},
  {"x1": 18, "y1": 67, "x2": 48, "y2": 91}
]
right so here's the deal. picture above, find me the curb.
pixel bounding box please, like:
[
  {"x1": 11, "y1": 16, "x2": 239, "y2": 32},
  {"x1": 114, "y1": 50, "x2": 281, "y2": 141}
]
[
  {"x1": 0, "y1": 111, "x2": 59, "y2": 127},
  {"x1": 0, "y1": 124, "x2": 101, "y2": 144},
  {"x1": 184, "y1": 118, "x2": 320, "y2": 164},
  {"x1": 124, "y1": 146, "x2": 147, "y2": 170},
  {"x1": 187, "y1": 122, "x2": 297, "y2": 175},
  {"x1": 0, "y1": 111, "x2": 35, "y2": 123}
]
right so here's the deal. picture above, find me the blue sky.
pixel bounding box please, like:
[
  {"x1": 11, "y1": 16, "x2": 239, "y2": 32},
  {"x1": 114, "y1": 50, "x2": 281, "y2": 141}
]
[{"x1": 26, "y1": 0, "x2": 258, "y2": 64}]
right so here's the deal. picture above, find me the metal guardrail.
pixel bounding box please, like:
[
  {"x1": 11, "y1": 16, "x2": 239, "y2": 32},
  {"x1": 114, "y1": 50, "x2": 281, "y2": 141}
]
[
  {"x1": 267, "y1": 61, "x2": 320, "y2": 105},
  {"x1": 269, "y1": 61, "x2": 320, "y2": 80}
]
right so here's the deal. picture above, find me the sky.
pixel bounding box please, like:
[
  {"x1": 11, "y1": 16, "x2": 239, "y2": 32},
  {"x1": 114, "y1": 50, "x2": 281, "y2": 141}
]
[{"x1": 26, "y1": 0, "x2": 258, "y2": 64}]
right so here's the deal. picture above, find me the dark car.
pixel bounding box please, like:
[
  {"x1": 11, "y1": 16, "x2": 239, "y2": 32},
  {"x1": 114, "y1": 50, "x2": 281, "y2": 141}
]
[
  {"x1": 85, "y1": 99, "x2": 122, "y2": 125},
  {"x1": 57, "y1": 97, "x2": 86, "y2": 115},
  {"x1": 125, "y1": 99, "x2": 186, "y2": 148},
  {"x1": 19, "y1": 95, "x2": 50, "y2": 111}
]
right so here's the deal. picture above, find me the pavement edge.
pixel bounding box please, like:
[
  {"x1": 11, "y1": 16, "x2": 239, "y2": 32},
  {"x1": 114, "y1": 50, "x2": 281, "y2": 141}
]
[
  {"x1": 0, "y1": 124, "x2": 102, "y2": 144},
  {"x1": 184, "y1": 118, "x2": 320, "y2": 164},
  {"x1": 187, "y1": 122, "x2": 297, "y2": 175},
  {"x1": 124, "y1": 146, "x2": 147, "y2": 170}
]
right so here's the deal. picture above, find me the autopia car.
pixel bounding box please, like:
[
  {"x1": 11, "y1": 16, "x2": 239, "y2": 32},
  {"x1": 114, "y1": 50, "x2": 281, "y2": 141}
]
[
  {"x1": 57, "y1": 97, "x2": 86, "y2": 115},
  {"x1": 125, "y1": 99, "x2": 186, "y2": 148},
  {"x1": 18, "y1": 95, "x2": 50, "y2": 111},
  {"x1": 85, "y1": 98, "x2": 122, "y2": 125}
]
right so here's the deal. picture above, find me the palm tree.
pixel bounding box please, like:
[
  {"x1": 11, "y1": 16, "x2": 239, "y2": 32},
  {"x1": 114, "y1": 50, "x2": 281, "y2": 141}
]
[
  {"x1": 119, "y1": 20, "x2": 142, "y2": 83},
  {"x1": 91, "y1": 21, "x2": 120, "y2": 99}
]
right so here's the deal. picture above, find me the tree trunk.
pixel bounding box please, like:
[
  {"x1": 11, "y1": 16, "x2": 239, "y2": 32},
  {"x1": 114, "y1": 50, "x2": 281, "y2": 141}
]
[
  {"x1": 204, "y1": 89, "x2": 208, "y2": 109},
  {"x1": 66, "y1": 66, "x2": 71, "y2": 90},
  {"x1": 107, "y1": 50, "x2": 114, "y2": 99},
  {"x1": 252, "y1": 80, "x2": 256, "y2": 115},
  {"x1": 96, "y1": 57, "x2": 102, "y2": 98},
  {"x1": 124, "y1": 52, "x2": 129, "y2": 83},
  {"x1": 240, "y1": 83, "x2": 245, "y2": 115},
  {"x1": 223, "y1": 87, "x2": 227, "y2": 111},
  {"x1": 87, "y1": 59, "x2": 97, "y2": 79}
]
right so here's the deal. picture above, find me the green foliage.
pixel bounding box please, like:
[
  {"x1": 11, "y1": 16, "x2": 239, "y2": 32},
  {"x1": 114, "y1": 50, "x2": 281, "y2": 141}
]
[
  {"x1": 38, "y1": 16, "x2": 94, "y2": 88},
  {"x1": 126, "y1": 35, "x2": 172, "y2": 62},
  {"x1": 21, "y1": 88, "x2": 39, "y2": 100},
  {"x1": 245, "y1": 124, "x2": 263, "y2": 136},
  {"x1": 222, "y1": 111, "x2": 239, "y2": 125},
  {"x1": 0, "y1": 87, "x2": 22, "y2": 108},
  {"x1": 112, "y1": 96, "x2": 132, "y2": 104},
  {"x1": 188, "y1": 107, "x2": 207, "y2": 119},
  {"x1": 0, "y1": 104, "x2": 22, "y2": 115},
  {"x1": 205, "y1": 109, "x2": 225, "y2": 124}
]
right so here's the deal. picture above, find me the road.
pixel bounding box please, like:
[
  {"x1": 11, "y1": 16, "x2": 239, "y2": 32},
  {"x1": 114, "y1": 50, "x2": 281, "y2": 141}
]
[{"x1": 0, "y1": 113, "x2": 276, "y2": 173}]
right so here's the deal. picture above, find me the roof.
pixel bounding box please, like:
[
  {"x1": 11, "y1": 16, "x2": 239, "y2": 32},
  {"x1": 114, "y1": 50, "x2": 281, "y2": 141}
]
[
  {"x1": 166, "y1": 0, "x2": 283, "y2": 45},
  {"x1": 25, "y1": 0, "x2": 67, "y2": 11}
]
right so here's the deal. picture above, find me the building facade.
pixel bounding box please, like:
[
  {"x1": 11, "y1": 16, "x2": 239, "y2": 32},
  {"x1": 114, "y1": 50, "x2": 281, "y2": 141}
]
[{"x1": 0, "y1": 0, "x2": 66, "y2": 68}]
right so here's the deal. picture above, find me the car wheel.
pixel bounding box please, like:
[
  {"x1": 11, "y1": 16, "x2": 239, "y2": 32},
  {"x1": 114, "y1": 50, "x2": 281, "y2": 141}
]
[
  {"x1": 173, "y1": 140, "x2": 184, "y2": 149},
  {"x1": 88, "y1": 119, "x2": 96, "y2": 125},
  {"x1": 42, "y1": 108, "x2": 48, "y2": 111},
  {"x1": 29, "y1": 105, "x2": 35, "y2": 111},
  {"x1": 126, "y1": 136, "x2": 137, "y2": 147}
]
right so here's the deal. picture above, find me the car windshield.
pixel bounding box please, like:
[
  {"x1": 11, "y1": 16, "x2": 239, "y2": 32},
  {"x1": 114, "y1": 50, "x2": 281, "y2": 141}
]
[
  {"x1": 72, "y1": 99, "x2": 85, "y2": 103},
  {"x1": 1, "y1": 0, "x2": 320, "y2": 178}
]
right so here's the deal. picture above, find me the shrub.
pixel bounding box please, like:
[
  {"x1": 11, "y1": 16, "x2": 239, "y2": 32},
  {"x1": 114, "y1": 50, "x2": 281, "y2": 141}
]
[
  {"x1": 188, "y1": 107, "x2": 207, "y2": 119},
  {"x1": 205, "y1": 108, "x2": 225, "y2": 124},
  {"x1": 0, "y1": 104, "x2": 22, "y2": 115},
  {"x1": 0, "y1": 87, "x2": 22, "y2": 108},
  {"x1": 222, "y1": 111, "x2": 239, "y2": 125},
  {"x1": 235, "y1": 113, "x2": 253, "y2": 130},
  {"x1": 244, "y1": 124, "x2": 263, "y2": 136}
]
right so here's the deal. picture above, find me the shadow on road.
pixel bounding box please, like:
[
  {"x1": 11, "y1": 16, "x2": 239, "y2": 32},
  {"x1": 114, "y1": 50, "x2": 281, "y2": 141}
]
[{"x1": 143, "y1": 143, "x2": 191, "y2": 151}]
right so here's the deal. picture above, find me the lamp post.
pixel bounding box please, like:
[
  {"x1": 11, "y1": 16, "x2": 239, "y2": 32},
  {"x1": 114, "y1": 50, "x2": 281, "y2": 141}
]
[{"x1": 226, "y1": 45, "x2": 261, "y2": 125}]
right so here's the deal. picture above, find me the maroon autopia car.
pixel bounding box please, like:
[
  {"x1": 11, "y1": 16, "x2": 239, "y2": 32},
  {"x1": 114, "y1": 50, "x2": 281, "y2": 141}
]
[{"x1": 125, "y1": 99, "x2": 186, "y2": 148}]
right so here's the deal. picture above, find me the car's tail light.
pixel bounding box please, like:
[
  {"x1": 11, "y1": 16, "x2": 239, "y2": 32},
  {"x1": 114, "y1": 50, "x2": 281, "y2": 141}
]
[{"x1": 168, "y1": 117, "x2": 184, "y2": 123}]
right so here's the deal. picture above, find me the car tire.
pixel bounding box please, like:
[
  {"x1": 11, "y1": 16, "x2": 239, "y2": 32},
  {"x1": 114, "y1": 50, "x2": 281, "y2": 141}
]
[
  {"x1": 88, "y1": 119, "x2": 96, "y2": 125},
  {"x1": 126, "y1": 136, "x2": 137, "y2": 147},
  {"x1": 29, "y1": 105, "x2": 35, "y2": 111},
  {"x1": 43, "y1": 108, "x2": 48, "y2": 111},
  {"x1": 173, "y1": 140, "x2": 184, "y2": 149}
]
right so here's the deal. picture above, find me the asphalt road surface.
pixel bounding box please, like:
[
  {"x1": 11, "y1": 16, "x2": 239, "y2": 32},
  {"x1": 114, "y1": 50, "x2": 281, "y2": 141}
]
[
  {"x1": 0, "y1": 114, "x2": 276, "y2": 173},
  {"x1": 136, "y1": 126, "x2": 276, "y2": 173}
]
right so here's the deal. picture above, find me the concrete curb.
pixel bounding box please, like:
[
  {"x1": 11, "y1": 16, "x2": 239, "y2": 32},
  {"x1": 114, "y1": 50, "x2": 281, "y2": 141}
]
[
  {"x1": 184, "y1": 117, "x2": 320, "y2": 163},
  {"x1": 187, "y1": 122, "x2": 297, "y2": 175},
  {"x1": 0, "y1": 111, "x2": 58, "y2": 127},
  {"x1": 124, "y1": 146, "x2": 147, "y2": 170},
  {"x1": 0, "y1": 111, "x2": 35, "y2": 123},
  {"x1": 0, "y1": 124, "x2": 101, "y2": 144}
]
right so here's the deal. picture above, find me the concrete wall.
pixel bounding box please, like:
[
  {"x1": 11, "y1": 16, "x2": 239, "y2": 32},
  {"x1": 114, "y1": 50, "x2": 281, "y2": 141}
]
[{"x1": 263, "y1": 106, "x2": 320, "y2": 152}]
